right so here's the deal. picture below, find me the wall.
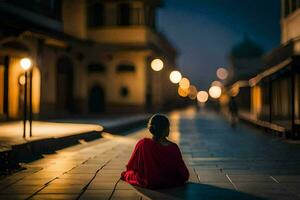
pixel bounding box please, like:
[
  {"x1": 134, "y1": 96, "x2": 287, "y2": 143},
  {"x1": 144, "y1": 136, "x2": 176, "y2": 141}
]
[
  {"x1": 62, "y1": 0, "x2": 87, "y2": 39},
  {"x1": 281, "y1": 8, "x2": 300, "y2": 44}
]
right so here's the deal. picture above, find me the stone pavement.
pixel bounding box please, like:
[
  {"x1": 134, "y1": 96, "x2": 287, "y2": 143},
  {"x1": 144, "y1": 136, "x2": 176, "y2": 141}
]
[{"x1": 0, "y1": 108, "x2": 300, "y2": 199}]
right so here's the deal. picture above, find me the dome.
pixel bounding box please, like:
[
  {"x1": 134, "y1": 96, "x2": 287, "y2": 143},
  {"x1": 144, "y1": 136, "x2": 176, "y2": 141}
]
[{"x1": 230, "y1": 35, "x2": 264, "y2": 59}]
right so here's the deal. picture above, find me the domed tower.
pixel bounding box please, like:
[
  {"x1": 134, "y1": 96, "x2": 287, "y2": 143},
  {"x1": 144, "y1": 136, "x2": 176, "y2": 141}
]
[{"x1": 229, "y1": 35, "x2": 264, "y2": 82}]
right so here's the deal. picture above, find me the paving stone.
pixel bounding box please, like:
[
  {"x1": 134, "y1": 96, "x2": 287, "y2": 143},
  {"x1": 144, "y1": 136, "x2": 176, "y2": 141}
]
[
  {"x1": 111, "y1": 190, "x2": 141, "y2": 200},
  {"x1": 31, "y1": 194, "x2": 78, "y2": 200},
  {"x1": 38, "y1": 185, "x2": 83, "y2": 194},
  {"x1": 79, "y1": 190, "x2": 112, "y2": 200},
  {"x1": 0, "y1": 194, "x2": 31, "y2": 199},
  {"x1": 0, "y1": 185, "x2": 43, "y2": 194}
]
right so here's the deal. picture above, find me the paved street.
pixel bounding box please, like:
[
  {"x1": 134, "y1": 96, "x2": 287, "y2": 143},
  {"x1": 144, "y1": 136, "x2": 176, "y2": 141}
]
[{"x1": 1, "y1": 108, "x2": 300, "y2": 200}]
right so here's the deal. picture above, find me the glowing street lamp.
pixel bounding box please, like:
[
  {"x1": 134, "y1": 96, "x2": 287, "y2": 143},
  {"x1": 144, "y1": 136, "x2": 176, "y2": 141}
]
[
  {"x1": 197, "y1": 91, "x2": 209, "y2": 103},
  {"x1": 151, "y1": 58, "x2": 164, "y2": 71},
  {"x1": 20, "y1": 58, "x2": 32, "y2": 138},
  {"x1": 169, "y1": 70, "x2": 182, "y2": 84},
  {"x1": 211, "y1": 80, "x2": 223, "y2": 87},
  {"x1": 209, "y1": 85, "x2": 222, "y2": 99},
  {"x1": 179, "y1": 77, "x2": 190, "y2": 89},
  {"x1": 216, "y1": 67, "x2": 228, "y2": 80},
  {"x1": 178, "y1": 86, "x2": 189, "y2": 97},
  {"x1": 188, "y1": 85, "x2": 197, "y2": 100},
  {"x1": 20, "y1": 58, "x2": 32, "y2": 71}
]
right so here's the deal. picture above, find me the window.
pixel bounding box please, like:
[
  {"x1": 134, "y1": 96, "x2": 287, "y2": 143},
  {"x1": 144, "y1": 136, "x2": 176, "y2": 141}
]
[
  {"x1": 87, "y1": 3, "x2": 105, "y2": 27},
  {"x1": 284, "y1": 0, "x2": 291, "y2": 17},
  {"x1": 120, "y1": 87, "x2": 129, "y2": 98},
  {"x1": 87, "y1": 63, "x2": 106, "y2": 73},
  {"x1": 292, "y1": 0, "x2": 298, "y2": 12},
  {"x1": 144, "y1": 6, "x2": 156, "y2": 29},
  {"x1": 132, "y1": 7, "x2": 142, "y2": 25},
  {"x1": 116, "y1": 64, "x2": 135, "y2": 72},
  {"x1": 118, "y1": 3, "x2": 131, "y2": 25}
]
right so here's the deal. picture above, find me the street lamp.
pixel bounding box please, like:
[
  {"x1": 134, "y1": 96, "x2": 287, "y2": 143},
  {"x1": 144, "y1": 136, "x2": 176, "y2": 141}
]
[
  {"x1": 179, "y1": 77, "x2": 190, "y2": 89},
  {"x1": 209, "y1": 85, "x2": 222, "y2": 99},
  {"x1": 197, "y1": 91, "x2": 209, "y2": 103},
  {"x1": 20, "y1": 58, "x2": 32, "y2": 138},
  {"x1": 151, "y1": 58, "x2": 164, "y2": 71},
  {"x1": 169, "y1": 70, "x2": 182, "y2": 84},
  {"x1": 216, "y1": 67, "x2": 228, "y2": 80}
]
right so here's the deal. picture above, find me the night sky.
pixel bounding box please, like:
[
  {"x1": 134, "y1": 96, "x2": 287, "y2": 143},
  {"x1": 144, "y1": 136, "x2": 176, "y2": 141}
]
[{"x1": 158, "y1": 0, "x2": 281, "y2": 90}]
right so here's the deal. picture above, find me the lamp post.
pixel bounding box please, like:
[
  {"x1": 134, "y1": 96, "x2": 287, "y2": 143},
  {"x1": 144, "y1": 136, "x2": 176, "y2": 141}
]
[{"x1": 20, "y1": 58, "x2": 32, "y2": 138}]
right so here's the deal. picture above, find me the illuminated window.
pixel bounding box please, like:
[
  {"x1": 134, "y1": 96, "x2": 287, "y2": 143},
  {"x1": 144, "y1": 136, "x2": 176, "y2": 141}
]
[
  {"x1": 116, "y1": 64, "x2": 135, "y2": 73},
  {"x1": 87, "y1": 2, "x2": 105, "y2": 27},
  {"x1": 118, "y1": 3, "x2": 130, "y2": 25},
  {"x1": 87, "y1": 63, "x2": 106, "y2": 73}
]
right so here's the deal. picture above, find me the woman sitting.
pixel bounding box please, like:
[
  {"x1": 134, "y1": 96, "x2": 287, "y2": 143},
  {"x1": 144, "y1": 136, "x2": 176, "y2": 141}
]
[{"x1": 121, "y1": 114, "x2": 189, "y2": 189}]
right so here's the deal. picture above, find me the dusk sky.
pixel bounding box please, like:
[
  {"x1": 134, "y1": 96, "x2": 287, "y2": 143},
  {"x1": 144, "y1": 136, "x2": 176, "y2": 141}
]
[{"x1": 158, "y1": 0, "x2": 281, "y2": 90}]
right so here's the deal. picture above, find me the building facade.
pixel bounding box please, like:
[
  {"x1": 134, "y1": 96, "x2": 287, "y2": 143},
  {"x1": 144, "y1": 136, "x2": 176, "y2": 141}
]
[
  {"x1": 0, "y1": 0, "x2": 179, "y2": 120},
  {"x1": 226, "y1": 0, "x2": 300, "y2": 139}
]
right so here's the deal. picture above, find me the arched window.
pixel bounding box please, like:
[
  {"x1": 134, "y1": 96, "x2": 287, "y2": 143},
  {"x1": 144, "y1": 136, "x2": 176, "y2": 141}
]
[
  {"x1": 87, "y1": 63, "x2": 106, "y2": 73},
  {"x1": 116, "y1": 64, "x2": 135, "y2": 73},
  {"x1": 118, "y1": 3, "x2": 131, "y2": 25},
  {"x1": 87, "y1": 2, "x2": 105, "y2": 27}
]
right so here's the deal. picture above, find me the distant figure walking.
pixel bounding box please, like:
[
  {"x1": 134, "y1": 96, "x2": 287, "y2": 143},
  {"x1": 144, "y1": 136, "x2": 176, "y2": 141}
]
[
  {"x1": 229, "y1": 96, "x2": 238, "y2": 128},
  {"x1": 121, "y1": 114, "x2": 189, "y2": 189}
]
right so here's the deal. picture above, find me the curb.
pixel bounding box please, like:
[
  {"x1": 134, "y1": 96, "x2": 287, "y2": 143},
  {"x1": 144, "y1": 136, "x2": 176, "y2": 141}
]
[
  {"x1": 0, "y1": 131, "x2": 101, "y2": 172},
  {"x1": 104, "y1": 117, "x2": 149, "y2": 134},
  {"x1": 0, "y1": 116, "x2": 149, "y2": 172}
]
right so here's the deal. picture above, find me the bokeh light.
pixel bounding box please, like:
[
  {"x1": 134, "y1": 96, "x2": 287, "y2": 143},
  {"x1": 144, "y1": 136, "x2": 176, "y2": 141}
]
[
  {"x1": 209, "y1": 86, "x2": 222, "y2": 99},
  {"x1": 179, "y1": 77, "x2": 190, "y2": 89},
  {"x1": 216, "y1": 67, "x2": 228, "y2": 80},
  {"x1": 231, "y1": 86, "x2": 240, "y2": 97},
  {"x1": 197, "y1": 91, "x2": 209, "y2": 103},
  {"x1": 211, "y1": 80, "x2": 223, "y2": 87},
  {"x1": 19, "y1": 75, "x2": 26, "y2": 85},
  {"x1": 20, "y1": 58, "x2": 32, "y2": 70},
  {"x1": 178, "y1": 86, "x2": 189, "y2": 97},
  {"x1": 188, "y1": 85, "x2": 197, "y2": 100},
  {"x1": 151, "y1": 58, "x2": 164, "y2": 71},
  {"x1": 169, "y1": 70, "x2": 182, "y2": 83}
]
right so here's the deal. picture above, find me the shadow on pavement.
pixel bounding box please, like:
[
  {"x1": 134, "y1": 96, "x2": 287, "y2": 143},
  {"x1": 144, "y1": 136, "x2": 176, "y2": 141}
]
[{"x1": 134, "y1": 182, "x2": 266, "y2": 200}]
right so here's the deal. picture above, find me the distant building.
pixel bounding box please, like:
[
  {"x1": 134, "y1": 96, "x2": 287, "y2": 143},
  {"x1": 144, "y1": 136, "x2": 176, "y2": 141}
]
[
  {"x1": 226, "y1": 36, "x2": 264, "y2": 115},
  {"x1": 0, "y1": 0, "x2": 179, "y2": 119},
  {"x1": 226, "y1": 0, "x2": 300, "y2": 139}
]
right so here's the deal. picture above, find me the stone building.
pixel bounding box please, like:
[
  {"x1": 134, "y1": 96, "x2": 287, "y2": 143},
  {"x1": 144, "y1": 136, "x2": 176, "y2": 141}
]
[{"x1": 0, "y1": 0, "x2": 179, "y2": 120}]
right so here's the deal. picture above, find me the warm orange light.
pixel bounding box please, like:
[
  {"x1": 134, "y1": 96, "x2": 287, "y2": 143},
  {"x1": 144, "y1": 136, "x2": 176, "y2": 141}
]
[
  {"x1": 188, "y1": 85, "x2": 197, "y2": 100},
  {"x1": 209, "y1": 86, "x2": 222, "y2": 99},
  {"x1": 179, "y1": 77, "x2": 190, "y2": 89},
  {"x1": 20, "y1": 58, "x2": 32, "y2": 71},
  {"x1": 197, "y1": 91, "x2": 208, "y2": 103},
  {"x1": 178, "y1": 86, "x2": 189, "y2": 97},
  {"x1": 211, "y1": 80, "x2": 223, "y2": 87},
  {"x1": 19, "y1": 75, "x2": 26, "y2": 85},
  {"x1": 170, "y1": 70, "x2": 182, "y2": 84},
  {"x1": 151, "y1": 58, "x2": 164, "y2": 71},
  {"x1": 216, "y1": 67, "x2": 228, "y2": 80},
  {"x1": 231, "y1": 86, "x2": 240, "y2": 97}
]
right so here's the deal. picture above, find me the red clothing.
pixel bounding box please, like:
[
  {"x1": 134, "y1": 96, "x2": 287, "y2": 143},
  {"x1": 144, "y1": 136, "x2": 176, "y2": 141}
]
[{"x1": 121, "y1": 138, "x2": 189, "y2": 189}]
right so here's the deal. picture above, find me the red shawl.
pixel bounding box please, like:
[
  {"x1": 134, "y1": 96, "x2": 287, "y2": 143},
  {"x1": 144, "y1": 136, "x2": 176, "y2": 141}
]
[{"x1": 121, "y1": 138, "x2": 189, "y2": 189}]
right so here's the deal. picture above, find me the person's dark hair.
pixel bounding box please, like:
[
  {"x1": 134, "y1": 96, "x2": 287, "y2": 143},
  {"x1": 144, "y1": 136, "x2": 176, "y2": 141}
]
[{"x1": 148, "y1": 114, "x2": 170, "y2": 139}]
